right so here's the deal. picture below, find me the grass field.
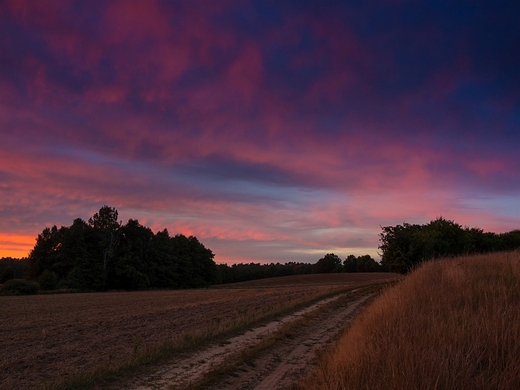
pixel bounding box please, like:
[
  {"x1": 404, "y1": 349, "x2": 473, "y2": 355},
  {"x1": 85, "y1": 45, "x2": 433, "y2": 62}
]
[
  {"x1": 0, "y1": 272, "x2": 397, "y2": 389},
  {"x1": 302, "y1": 251, "x2": 520, "y2": 390}
]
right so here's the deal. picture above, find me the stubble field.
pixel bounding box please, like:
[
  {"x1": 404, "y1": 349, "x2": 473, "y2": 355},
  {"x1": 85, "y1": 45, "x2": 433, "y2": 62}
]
[{"x1": 0, "y1": 272, "x2": 396, "y2": 389}]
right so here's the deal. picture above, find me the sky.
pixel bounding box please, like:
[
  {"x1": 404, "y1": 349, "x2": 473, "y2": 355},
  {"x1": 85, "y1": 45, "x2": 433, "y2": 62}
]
[{"x1": 0, "y1": 0, "x2": 519, "y2": 264}]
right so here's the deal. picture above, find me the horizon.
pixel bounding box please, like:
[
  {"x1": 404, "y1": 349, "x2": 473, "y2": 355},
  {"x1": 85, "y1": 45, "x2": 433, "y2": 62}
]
[{"x1": 1, "y1": 1, "x2": 519, "y2": 263}]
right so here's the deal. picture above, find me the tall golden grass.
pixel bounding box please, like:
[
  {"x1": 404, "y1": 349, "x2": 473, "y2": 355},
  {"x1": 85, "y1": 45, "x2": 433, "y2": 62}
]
[{"x1": 303, "y1": 251, "x2": 520, "y2": 390}]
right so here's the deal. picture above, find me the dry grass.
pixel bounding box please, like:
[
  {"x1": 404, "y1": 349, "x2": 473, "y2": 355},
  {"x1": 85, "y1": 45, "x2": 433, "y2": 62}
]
[
  {"x1": 301, "y1": 251, "x2": 520, "y2": 390},
  {"x1": 0, "y1": 273, "x2": 398, "y2": 389}
]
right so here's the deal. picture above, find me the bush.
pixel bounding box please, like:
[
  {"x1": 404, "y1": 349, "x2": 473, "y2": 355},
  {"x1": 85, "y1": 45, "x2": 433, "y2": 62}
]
[
  {"x1": 39, "y1": 270, "x2": 58, "y2": 290},
  {"x1": 0, "y1": 279, "x2": 39, "y2": 295}
]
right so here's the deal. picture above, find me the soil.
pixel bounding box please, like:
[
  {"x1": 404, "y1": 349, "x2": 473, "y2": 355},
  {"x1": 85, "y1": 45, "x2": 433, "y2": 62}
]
[
  {"x1": 0, "y1": 287, "x2": 341, "y2": 389},
  {"x1": 122, "y1": 291, "x2": 374, "y2": 390},
  {"x1": 0, "y1": 273, "x2": 398, "y2": 389},
  {"x1": 212, "y1": 272, "x2": 395, "y2": 289}
]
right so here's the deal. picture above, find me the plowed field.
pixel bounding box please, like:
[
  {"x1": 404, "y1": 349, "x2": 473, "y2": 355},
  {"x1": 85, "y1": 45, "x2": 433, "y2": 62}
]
[{"x1": 0, "y1": 273, "x2": 398, "y2": 389}]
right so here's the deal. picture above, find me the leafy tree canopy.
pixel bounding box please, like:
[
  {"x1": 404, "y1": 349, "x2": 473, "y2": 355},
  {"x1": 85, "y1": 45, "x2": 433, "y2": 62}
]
[{"x1": 379, "y1": 217, "x2": 520, "y2": 273}]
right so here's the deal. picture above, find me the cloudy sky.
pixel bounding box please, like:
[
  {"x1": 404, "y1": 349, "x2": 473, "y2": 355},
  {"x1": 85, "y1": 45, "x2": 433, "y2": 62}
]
[{"x1": 1, "y1": 0, "x2": 519, "y2": 263}]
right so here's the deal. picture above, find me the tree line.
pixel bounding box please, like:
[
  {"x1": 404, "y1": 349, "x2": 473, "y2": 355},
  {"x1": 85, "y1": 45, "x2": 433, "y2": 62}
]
[
  {"x1": 1, "y1": 205, "x2": 384, "y2": 293},
  {"x1": 380, "y1": 217, "x2": 520, "y2": 273},
  {"x1": 26, "y1": 206, "x2": 218, "y2": 291},
  {"x1": 215, "y1": 253, "x2": 383, "y2": 284},
  {"x1": 7, "y1": 209, "x2": 516, "y2": 293},
  {"x1": 0, "y1": 257, "x2": 28, "y2": 283}
]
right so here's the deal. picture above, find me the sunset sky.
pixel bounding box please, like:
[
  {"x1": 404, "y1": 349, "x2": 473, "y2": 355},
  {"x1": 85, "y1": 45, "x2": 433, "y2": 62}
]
[{"x1": 1, "y1": 0, "x2": 519, "y2": 264}]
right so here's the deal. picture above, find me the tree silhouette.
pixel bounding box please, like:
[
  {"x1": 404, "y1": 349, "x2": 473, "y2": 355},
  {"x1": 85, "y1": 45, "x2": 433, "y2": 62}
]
[
  {"x1": 27, "y1": 206, "x2": 217, "y2": 291},
  {"x1": 314, "y1": 253, "x2": 342, "y2": 273},
  {"x1": 88, "y1": 205, "x2": 121, "y2": 270},
  {"x1": 379, "y1": 217, "x2": 520, "y2": 273}
]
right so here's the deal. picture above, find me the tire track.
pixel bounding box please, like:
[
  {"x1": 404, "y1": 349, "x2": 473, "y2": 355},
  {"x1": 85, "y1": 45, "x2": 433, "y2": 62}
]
[
  {"x1": 213, "y1": 293, "x2": 372, "y2": 390},
  {"x1": 125, "y1": 291, "x2": 373, "y2": 390}
]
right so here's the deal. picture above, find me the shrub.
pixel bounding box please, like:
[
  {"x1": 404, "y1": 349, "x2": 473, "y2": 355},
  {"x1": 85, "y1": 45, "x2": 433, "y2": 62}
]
[{"x1": 0, "y1": 279, "x2": 39, "y2": 295}]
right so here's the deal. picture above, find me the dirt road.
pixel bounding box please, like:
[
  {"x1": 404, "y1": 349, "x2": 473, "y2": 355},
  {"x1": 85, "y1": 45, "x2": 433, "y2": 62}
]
[{"x1": 125, "y1": 289, "x2": 375, "y2": 390}]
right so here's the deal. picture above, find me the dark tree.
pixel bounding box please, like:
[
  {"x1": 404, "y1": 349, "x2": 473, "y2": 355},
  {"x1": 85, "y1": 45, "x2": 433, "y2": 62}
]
[
  {"x1": 53, "y1": 219, "x2": 89, "y2": 279},
  {"x1": 343, "y1": 255, "x2": 358, "y2": 272},
  {"x1": 152, "y1": 229, "x2": 181, "y2": 288},
  {"x1": 314, "y1": 253, "x2": 342, "y2": 273},
  {"x1": 0, "y1": 258, "x2": 29, "y2": 279},
  {"x1": 379, "y1": 217, "x2": 520, "y2": 273},
  {"x1": 109, "y1": 219, "x2": 154, "y2": 290},
  {"x1": 28, "y1": 226, "x2": 61, "y2": 279},
  {"x1": 170, "y1": 234, "x2": 217, "y2": 288},
  {"x1": 343, "y1": 254, "x2": 383, "y2": 272},
  {"x1": 379, "y1": 222, "x2": 425, "y2": 273},
  {"x1": 27, "y1": 206, "x2": 218, "y2": 291},
  {"x1": 88, "y1": 205, "x2": 121, "y2": 270},
  {"x1": 418, "y1": 218, "x2": 469, "y2": 260},
  {"x1": 500, "y1": 230, "x2": 520, "y2": 251}
]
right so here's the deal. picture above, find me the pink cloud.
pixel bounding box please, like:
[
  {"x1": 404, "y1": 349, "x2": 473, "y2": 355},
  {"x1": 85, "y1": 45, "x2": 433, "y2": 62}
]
[
  {"x1": 5, "y1": 0, "x2": 102, "y2": 68},
  {"x1": 227, "y1": 44, "x2": 264, "y2": 103},
  {"x1": 5, "y1": 0, "x2": 70, "y2": 26},
  {"x1": 104, "y1": 0, "x2": 170, "y2": 44},
  {"x1": 1, "y1": 1, "x2": 518, "y2": 264}
]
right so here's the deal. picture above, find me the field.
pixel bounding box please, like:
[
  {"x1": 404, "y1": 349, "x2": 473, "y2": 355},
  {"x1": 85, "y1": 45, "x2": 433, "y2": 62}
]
[
  {"x1": 301, "y1": 251, "x2": 520, "y2": 390},
  {"x1": 0, "y1": 272, "x2": 396, "y2": 389},
  {"x1": 213, "y1": 272, "x2": 393, "y2": 288}
]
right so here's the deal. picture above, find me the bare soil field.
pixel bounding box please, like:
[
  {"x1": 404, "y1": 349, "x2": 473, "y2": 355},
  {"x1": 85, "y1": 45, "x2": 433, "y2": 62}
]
[{"x1": 0, "y1": 273, "x2": 398, "y2": 389}]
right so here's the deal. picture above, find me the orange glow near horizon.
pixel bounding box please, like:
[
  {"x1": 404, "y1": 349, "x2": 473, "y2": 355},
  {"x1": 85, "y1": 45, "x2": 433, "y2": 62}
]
[{"x1": 0, "y1": 234, "x2": 35, "y2": 259}]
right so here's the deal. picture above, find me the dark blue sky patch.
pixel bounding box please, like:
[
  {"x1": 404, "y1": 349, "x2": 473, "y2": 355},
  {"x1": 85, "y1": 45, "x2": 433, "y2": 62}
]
[
  {"x1": 0, "y1": 21, "x2": 51, "y2": 96},
  {"x1": 175, "y1": 155, "x2": 304, "y2": 188}
]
